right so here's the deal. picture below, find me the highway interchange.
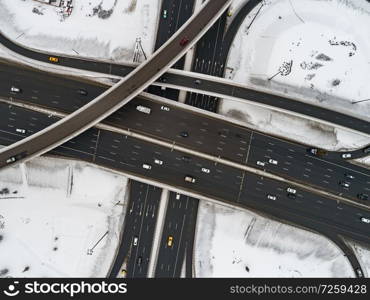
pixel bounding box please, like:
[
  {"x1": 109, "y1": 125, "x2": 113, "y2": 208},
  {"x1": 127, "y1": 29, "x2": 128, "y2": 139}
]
[{"x1": 0, "y1": 0, "x2": 369, "y2": 278}]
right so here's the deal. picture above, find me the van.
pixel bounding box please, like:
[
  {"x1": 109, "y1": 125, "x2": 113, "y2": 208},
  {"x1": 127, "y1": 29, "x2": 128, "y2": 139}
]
[{"x1": 136, "y1": 105, "x2": 151, "y2": 114}]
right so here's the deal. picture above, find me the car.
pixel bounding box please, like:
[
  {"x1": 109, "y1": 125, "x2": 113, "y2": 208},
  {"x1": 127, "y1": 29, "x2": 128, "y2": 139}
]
[
  {"x1": 227, "y1": 10, "x2": 233, "y2": 17},
  {"x1": 182, "y1": 156, "x2": 191, "y2": 163},
  {"x1": 356, "y1": 268, "x2": 364, "y2": 278},
  {"x1": 176, "y1": 193, "x2": 181, "y2": 200},
  {"x1": 160, "y1": 106, "x2": 170, "y2": 111},
  {"x1": 363, "y1": 146, "x2": 370, "y2": 154},
  {"x1": 268, "y1": 159, "x2": 278, "y2": 165},
  {"x1": 160, "y1": 77, "x2": 167, "y2": 83},
  {"x1": 161, "y1": 85, "x2": 166, "y2": 91},
  {"x1": 287, "y1": 193, "x2": 296, "y2": 199},
  {"x1": 10, "y1": 86, "x2": 21, "y2": 93},
  {"x1": 167, "y1": 236, "x2": 174, "y2": 247},
  {"x1": 136, "y1": 256, "x2": 143, "y2": 266},
  {"x1": 357, "y1": 193, "x2": 369, "y2": 201},
  {"x1": 267, "y1": 194, "x2": 277, "y2": 201},
  {"x1": 287, "y1": 187, "x2": 296, "y2": 194},
  {"x1": 180, "y1": 131, "x2": 189, "y2": 138},
  {"x1": 195, "y1": 79, "x2": 202, "y2": 85},
  {"x1": 6, "y1": 151, "x2": 28, "y2": 164},
  {"x1": 307, "y1": 148, "x2": 327, "y2": 157},
  {"x1": 119, "y1": 268, "x2": 127, "y2": 277},
  {"x1": 360, "y1": 217, "x2": 370, "y2": 224},
  {"x1": 163, "y1": 9, "x2": 167, "y2": 18},
  {"x1": 184, "y1": 176, "x2": 196, "y2": 183},
  {"x1": 133, "y1": 236, "x2": 138, "y2": 246},
  {"x1": 344, "y1": 173, "x2": 355, "y2": 180},
  {"x1": 201, "y1": 167, "x2": 210, "y2": 174},
  {"x1": 179, "y1": 37, "x2": 189, "y2": 46},
  {"x1": 6, "y1": 157, "x2": 16, "y2": 164},
  {"x1": 256, "y1": 161, "x2": 265, "y2": 167},
  {"x1": 154, "y1": 159, "x2": 163, "y2": 165},
  {"x1": 15, "y1": 128, "x2": 26, "y2": 134},
  {"x1": 77, "y1": 89, "x2": 88, "y2": 96},
  {"x1": 49, "y1": 56, "x2": 59, "y2": 63},
  {"x1": 339, "y1": 181, "x2": 350, "y2": 188},
  {"x1": 341, "y1": 153, "x2": 352, "y2": 159},
  {"x1": 142, "y1": 163, "x2": 152, "y2": 170},
  {"x1": 136, "y1": 105, "x2": 151, "y2": 114}
]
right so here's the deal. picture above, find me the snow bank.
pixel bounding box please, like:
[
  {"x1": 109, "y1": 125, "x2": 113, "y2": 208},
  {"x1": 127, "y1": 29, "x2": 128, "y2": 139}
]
[
  {"x1": 194, "y1": 201, "x2": 354, "y2": 277},
  {"x1": 0, "y1": 0, "x2": 160, "y2": 62},
  {"x1": 0, "y1": 156, "x2": 128, "y2": 277}
]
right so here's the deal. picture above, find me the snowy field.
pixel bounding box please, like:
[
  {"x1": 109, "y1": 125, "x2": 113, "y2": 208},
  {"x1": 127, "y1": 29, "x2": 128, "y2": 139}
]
[
  {"x1": 0, "y1": 0, "x2": 160, "y2": 62},
  {"x1": 0, "y1": 157, "x2": 128, "y2": 277},
  {"x1": 194, "y1": 201, "x2": 354, "y2": 277},
  {"x1": 222, "y1": 0, "x2": 370, "y2": 152}
]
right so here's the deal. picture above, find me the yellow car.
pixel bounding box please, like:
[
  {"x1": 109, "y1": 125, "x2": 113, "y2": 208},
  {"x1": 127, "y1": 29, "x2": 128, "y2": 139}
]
[
  {"x1": 49, "y1": 56, "x2": 59, "y2": 63},
  {"x1": 167, "y1": 236, "x2": 173, "y2": 247}
]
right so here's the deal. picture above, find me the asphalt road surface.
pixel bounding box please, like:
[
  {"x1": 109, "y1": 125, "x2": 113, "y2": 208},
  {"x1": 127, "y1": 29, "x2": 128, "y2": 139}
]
[
  {"x1": 155, "y1": 192, "x2": 198, "y2": 277},
  {"x1": 109, "y1": 181, "x2": 161, "y2": 278}
]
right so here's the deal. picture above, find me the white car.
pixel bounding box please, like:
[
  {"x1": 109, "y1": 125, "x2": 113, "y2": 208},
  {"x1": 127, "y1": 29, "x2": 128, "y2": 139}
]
[
  {"x1": 184, "y1": 176, "x2": 196, "y2": 183},
  {"x1": 268, "y1": 159, "x2": 278, "y2": 165},
  {"x1": 16, "y1": 128, "x2": 26, "y2": 134},
  {"x1": 154, "y1": 159, "x2": 163, "y2": 165},
  {"x1": 176, "y1": 193, "x2": 181, "y2": 200},
  {"x1": 160, "y1": 106, "x2": 170, "y2": 111},
  {"x1": 142, "y1": 163, "x2": 152, "y2": 170},
  {"x1": 287, "y1": 187, "x2": 297, "y2": 194},
  {"x1": 267, "y1": 194, "x2": 277, "y2": 201},
  {"x1": 6, "y1": 157, "x2": 16, "y2": 164},
  {"x1": 201, "y1": 167, "x2": 210, "y2": 174},
  {"x1": 341, "y1": 153, "x2": 352, "y2": 159},
  {"x1": 10, "y1": 86, "x2": 21, "y2": 93},
  {"x1": 136, "y1": 105, "x2": 151, "y2": 114},
  {"x1": 133, "y1": 237, "x2": 138, "y2": 246},
  {"x1": 256, "y1": 161, "x2": 265, "y2": 167},
  {"x1": 361, "y1": 217, "x2": 370, "y2": 224}
]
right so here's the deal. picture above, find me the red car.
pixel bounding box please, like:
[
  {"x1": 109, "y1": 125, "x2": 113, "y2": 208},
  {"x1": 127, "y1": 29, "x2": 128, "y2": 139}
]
[{"x1": 179, "y1": 37, "x2": 189, "y2": 46}]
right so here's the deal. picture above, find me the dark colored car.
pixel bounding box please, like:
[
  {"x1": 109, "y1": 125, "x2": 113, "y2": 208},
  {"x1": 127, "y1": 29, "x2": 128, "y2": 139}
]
[
  {"x1": 287, "y1": 193, "x2": 296, "y2": 199},
  {"x1": 182, "y1": 156, "x2": 191, "y2": 162},
  {"x1": 179, "y1": 37, "x2": 189, "y2": 46},
  {"x1": 307, "y1": 147, "x2": 327, "y2": 157},
  {"x1": 137, "y1": 256, "x2": 142, "y2": 266},
  {"x1": 180, "y1": 131, "x2": 189, "y2": 138},
  {"x1": 357, "y1": 193, "x2": 369, "y2": 201},
  {"x1": 77, "y1": 89, "x2": 88, "y2": 96},
  {"x1": 363, "y1": 146, "x2": 370, "y2": 154}
]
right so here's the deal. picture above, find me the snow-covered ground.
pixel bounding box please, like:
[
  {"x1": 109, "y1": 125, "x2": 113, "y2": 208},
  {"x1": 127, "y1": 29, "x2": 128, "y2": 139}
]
[
  {"x1": 0, "y1": 156, "x2": 128, "y2": 277},
  {"x1": 222, "y1": 0, "x2": 370, "y2": 152},
  {"x1": 349, "y1": 241, "x2": 370, "y2": 277},
  {"x1": 0, "y1": 0, "x2": 160, "y2": 62},
  {"x1": 194, "y1": 201, "x2": 354, "y2": 277}
]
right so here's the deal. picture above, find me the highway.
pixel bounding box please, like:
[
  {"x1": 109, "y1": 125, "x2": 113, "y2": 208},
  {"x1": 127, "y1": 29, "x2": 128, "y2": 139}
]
[
  {"x1": 109, "y1": 181, "x2": 161, "y2": 278},
  {"x1": 0, "y1": 0, "x2": 232, "y2": 169},
  {"x1": 0, "y1": 101, "x2": 370, "y2": 251},
  {"x1": 148, "y1": 0, "x2": 195, "y2": 101},
  {"x1": 0, "y1": 62, "x2": 368, "y2": 203},
  {"x1": 155, "y1": 192, "x2": 199, "y2": 277}
]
